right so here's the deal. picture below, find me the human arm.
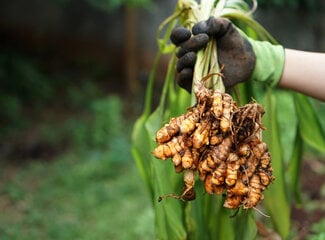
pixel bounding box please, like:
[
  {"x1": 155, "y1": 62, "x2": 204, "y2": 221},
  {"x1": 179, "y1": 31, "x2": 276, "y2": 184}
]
[{"x1": 278, "y1": 49, "x2": 325, "y2": 101}]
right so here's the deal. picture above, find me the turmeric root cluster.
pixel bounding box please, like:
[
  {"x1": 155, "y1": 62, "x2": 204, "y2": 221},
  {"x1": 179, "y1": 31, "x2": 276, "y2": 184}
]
[{"x1": 153, "y1": 85, "x2": 274, "y2": 209}]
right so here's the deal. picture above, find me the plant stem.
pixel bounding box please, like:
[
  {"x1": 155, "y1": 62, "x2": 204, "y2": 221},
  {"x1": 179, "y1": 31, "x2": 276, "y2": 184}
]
[{"x1": 191, "y1": 0, "x2": 226, "y2": 103}]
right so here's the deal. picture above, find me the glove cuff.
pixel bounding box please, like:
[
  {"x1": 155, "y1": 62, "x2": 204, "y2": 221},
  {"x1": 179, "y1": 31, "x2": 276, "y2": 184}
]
[{"x1": 248, "y1": 39, "x2": 285, "y2": 87}]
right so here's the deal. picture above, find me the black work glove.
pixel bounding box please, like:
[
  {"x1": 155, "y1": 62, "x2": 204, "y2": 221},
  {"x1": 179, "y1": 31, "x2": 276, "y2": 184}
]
[{"x1": 170, "y1": 17, "x2": 256, "y2": 92}]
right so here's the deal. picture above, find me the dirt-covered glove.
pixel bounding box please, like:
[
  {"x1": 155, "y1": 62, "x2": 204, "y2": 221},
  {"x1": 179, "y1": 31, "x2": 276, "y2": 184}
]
[
  {"x1": 170, "y1": 17, "x2": 285, "y2": 92},
  {"x1": 170, "y1": 27, "x2": 209, "y2": 91}
]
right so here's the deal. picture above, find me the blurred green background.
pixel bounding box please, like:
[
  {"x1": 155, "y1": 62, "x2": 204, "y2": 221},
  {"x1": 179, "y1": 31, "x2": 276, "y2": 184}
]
[{"x1": 0, "y1": 0, "x2": 324, "y2": 239}]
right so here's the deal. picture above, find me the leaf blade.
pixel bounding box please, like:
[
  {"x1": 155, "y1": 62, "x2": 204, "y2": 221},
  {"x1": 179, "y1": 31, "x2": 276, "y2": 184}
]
[
  {"x1": 262, "y1": 89, "x2": 291, "y2": 239},
  {"x1": 294, "y1": 93, "x2": 325, "y2": 153},
  {"x1": 287, "y1": 132, "x2": 303, "y2": 204}
]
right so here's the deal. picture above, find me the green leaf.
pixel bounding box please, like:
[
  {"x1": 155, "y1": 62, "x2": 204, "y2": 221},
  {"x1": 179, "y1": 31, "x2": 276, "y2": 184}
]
[
  {"x1": 184, "y1": 194, "x2": 208, "y2": 240},
  {"x1": 202, "y1": 195, "x2": 235, "y2": 240},
  {"x1": 158, "y1": 40, "x2": 176, "y2": 54},
  {"x1": 221, "y1": 11, "x2": 276, "y2": 42},
  {"x1": 262, "y1": 89, "x2": 290, "y2": 239},
  {"x1": 156, "y1": 9, "x2": 179, "y2": 54},
  {"x1": 234, "y1": 209, "x2": 257, "y2": 240},
  {"x1": 186, "y1": 194, "x2": 257, "y2": 240},
  {"x1": 294, "y1": 93, "x2": 325, "y2": 153},
  {"x1": 131, "y1": 49, "x2": 163, "y2": 200},
  {"x1": 131, "y1": 114, "x2": 154, "y2": 200},
  {"x1": 287, "y1": 132, "x2": 303, "y2": 204},
  {"x1": 133, "y1": 113, "x2": 187, "y2": 239},
  {"x1": 143, "y1": 49, "x2": 187, "y2": 239},
  {"x1": 275, "y1": 91, "x2": 297, "y2": 164},
  {"x1": 143, "y1": 100, "x2": 188, "y2": 239},
  {"x1": 215, "y1": 206, "x2": 235, "y2": 240}
]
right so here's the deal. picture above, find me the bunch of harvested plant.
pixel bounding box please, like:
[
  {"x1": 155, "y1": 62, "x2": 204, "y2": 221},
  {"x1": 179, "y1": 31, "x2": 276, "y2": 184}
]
[
  {"x1": 132, "y1": 0, "x2": 325, "y2": 239},
  {"x1": 153, "y1": 78, "x2": 274, "y2": 209}
]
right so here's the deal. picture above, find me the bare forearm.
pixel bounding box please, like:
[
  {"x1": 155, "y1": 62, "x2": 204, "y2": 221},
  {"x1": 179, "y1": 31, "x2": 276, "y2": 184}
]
[{"x1": 278, "y1": 49, "x2": 325, "y2": 101}]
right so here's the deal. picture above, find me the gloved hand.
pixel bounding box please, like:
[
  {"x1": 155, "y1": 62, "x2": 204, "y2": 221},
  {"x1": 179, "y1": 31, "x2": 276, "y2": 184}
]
[
  {"x1": 170, "y1": 17, "x2": 285, "y2": 92},
  {"x1": 170, "y1": 27, "x2": 210, "y2": 91}
]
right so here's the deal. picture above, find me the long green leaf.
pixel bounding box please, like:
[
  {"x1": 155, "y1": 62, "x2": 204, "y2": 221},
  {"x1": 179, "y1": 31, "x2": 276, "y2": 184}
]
[
  {"x1": 132, "y1": 15, "x2": 188, "y2": 238},
  {"x1": 215, "y1": 204, "x2": 235, "y2": 240},
  {"x1": 275, "y1": 90, "x2": 298, "y2": 164},
  {"x1": 184, "y1": 193, "x2": 208, "y2": 240},
  {"x1": 294, "y1": 93, "x2": 325, "y2": 153},
  {"x1": 221, "y1": 10, "x2": 277, "y2": 42},
  {"x1": 150, "y1": 132, "x2": 187, "y2": 239},
  {"x1": 131, "y1": 116, "x2": 154, "y2": 200},
  {"x1": 287, "y1": 132, "x2": 303, "y2": 204},
  {"x1": 262, "y1": 89, "x2": 290, "y2": 239},
  {"x1": 144, "y1": 72, "x2": 187, "y2": 240},
  {"x1": 131, "y1": 50, "x2": 163, "y2": 200},
  {"x1": 234, "y1": 209, "x2": 257, "y2": 240}
]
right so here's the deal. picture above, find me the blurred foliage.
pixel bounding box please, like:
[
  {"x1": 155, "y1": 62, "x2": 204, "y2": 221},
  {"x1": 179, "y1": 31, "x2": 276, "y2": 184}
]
[
  {"x1": 258, "y1": 0, "x2": 322, "y2": 11},
  {"x1": 63, "y1": 96, "x2": 133, "y2": 171},
  {"x1": 0, "y1": 51, "x2": 53, "y2": 134},
  {"x1": 0, "y1": 91, "x2": 154, "y2": 239},
  {"x1": 0, "y1": 51, "x2": 53, "y2": 103},
  {"x1": 0, "y1": 141, "x2": 154, "y2": 239},
  {"x1": 307, "y1": 219, "x2": 325, "y2": 240},
  {"x1": 37, "y1": 95, "x2": 129, "y2": 156},
  {"x1": 90, "y1": 96, "x2": 124, "y2": 147},
  {"x1": 0, "y1": 50, "x2": 106, "y2": 137}
]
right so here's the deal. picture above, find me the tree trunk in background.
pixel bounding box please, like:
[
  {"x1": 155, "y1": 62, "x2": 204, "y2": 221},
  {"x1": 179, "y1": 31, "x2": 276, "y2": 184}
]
[{"x1": 124, "y1": 6, "x2": 139, "y2": 95}]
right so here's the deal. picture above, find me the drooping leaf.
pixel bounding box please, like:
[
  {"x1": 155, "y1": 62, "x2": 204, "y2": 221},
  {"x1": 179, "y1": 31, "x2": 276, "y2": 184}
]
[
  {"x1": 221, "y1": 10, "x2": 277, "y2": 43},
  {"x1": 294, "y1": 93, "x2": 325, "y2": 153},
  {"x1": 215, "y1": 204, "x2": 235, "y2": 240},
  {"x1": 131, "y1": 50, "x2": 163, "y2": 200},
  {"x1": 275, "y1": 90, "x2": 298, "y2": 164},
  {"x1": 158, "y1": 40, "x2": 176, "y2": 54},
  {"x1": 150, "y1": 137, "x2": 187, "y2": 239},
  {"x1": 287, "y1": 132, "x2": 303, "y2": 204},
  {"x1": 131, "y1": 115, "x2": 154, "y2": 200},
  {"x1": 144, "y1": 60, "x2": 187, "y2": 239},
  {"x1": 131, "y1": 15, "x2": 189, "y2": 238},
  {"x1": 184, "y1": 193, "x2": 207, "y2": 240},
  {"x1": 234, "y1": 209, "x2": 257, "y2": 240},
  {"x1": 262, "y1": 89, "x2": 290, "y2": 239}
]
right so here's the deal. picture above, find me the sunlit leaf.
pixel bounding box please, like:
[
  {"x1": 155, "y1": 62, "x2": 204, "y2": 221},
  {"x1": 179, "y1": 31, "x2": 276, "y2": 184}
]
[{"x1": 158, "y1": 40, "x2": 176, "y2": 54}]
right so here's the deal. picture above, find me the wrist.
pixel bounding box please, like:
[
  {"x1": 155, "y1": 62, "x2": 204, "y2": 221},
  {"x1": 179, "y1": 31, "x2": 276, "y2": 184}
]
[{"x1": 248, "y1": 39, "x2": 285, "y2": 87}]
